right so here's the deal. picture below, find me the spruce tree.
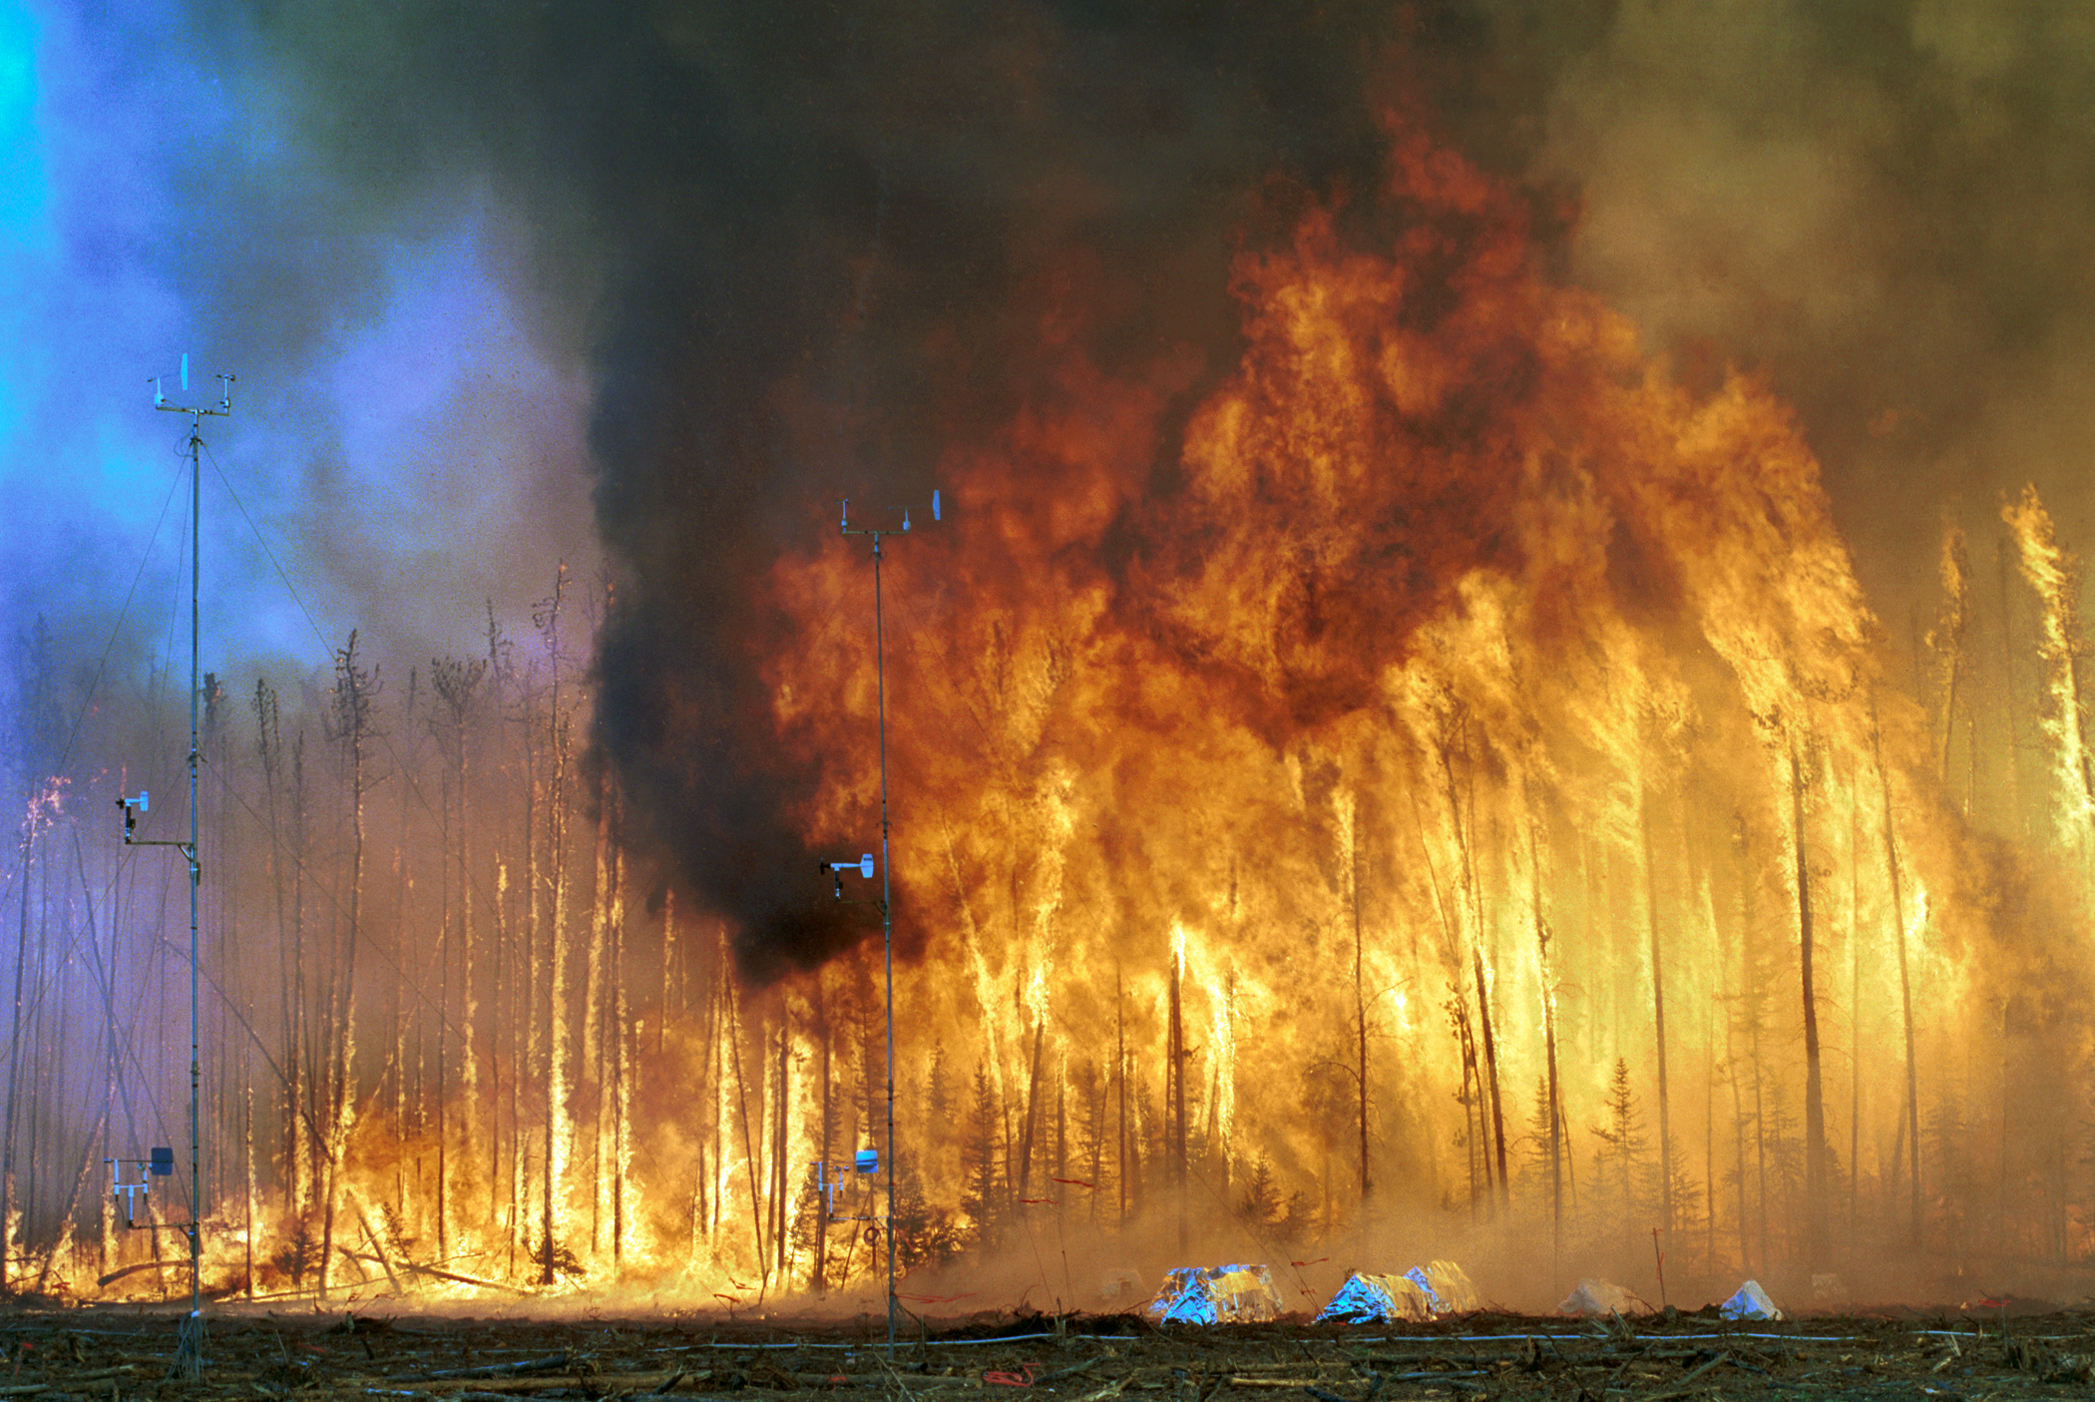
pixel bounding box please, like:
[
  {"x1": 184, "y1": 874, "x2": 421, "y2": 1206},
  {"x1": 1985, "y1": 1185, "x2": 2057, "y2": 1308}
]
[
  {"x1": 959, "y1": 1063, "x2": 1004, "y2": 1247},
  {"x1": 1591, "y1": 1057, "x2": 1651, "y2": 1229}
]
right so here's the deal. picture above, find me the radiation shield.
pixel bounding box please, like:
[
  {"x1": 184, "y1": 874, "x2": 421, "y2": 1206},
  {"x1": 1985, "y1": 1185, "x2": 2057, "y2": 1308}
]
[
  {"x1": 107, "y1": 1148, "x2": 177, "y2": 1229},
  {"x1": 810, "y1": 1155, "x2": 881, "y2": 1224}
]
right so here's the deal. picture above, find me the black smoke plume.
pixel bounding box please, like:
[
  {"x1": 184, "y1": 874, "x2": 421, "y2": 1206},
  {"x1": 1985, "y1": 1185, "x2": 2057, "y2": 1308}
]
[{"x1": 206, "y1": 0, "x2": 2095, "y2": 976}]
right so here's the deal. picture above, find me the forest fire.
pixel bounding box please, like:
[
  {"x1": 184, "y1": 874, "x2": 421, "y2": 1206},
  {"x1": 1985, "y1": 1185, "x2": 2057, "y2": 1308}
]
[
  {"x1": 759, "y1": 124, "x2": 2083, "y2": 1310},
  {"x1": 2, "y1": 114, "x2": 2089, "y2": 1326}
]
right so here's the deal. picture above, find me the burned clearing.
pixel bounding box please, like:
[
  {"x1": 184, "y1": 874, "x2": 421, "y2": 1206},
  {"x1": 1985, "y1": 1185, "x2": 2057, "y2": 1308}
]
[{"x1": 4, "y1": 1306, "x2": 2095, "y2": 1402}]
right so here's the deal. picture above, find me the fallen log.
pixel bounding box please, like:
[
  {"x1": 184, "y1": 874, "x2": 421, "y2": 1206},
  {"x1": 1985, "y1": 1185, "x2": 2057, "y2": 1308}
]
[
  {"x1": 335, "y1": 1251, "x2": 531, "y2": 1295},
  {"x1": 1643, "y1": 1351, "x2": 1731, "y2": 1402},
  {"x1": 415, "y1": 1355, "x2": 573, "y2": 1381},
  {"x1": 0, "y1": 1367, "x2": 137, "y2": 1396},
  {"x1": 415, "y1": 1373, "x2": 698, "y2": 1395}
]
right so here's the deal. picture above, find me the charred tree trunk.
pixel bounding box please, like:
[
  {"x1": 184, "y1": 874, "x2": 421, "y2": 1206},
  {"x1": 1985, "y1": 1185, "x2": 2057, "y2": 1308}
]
[
  {"x1": 1934, "y1": 522, "x2": 1971, "y2": 785},
  {"x1": 1470, "y1": 948, "x2": 1507, "y2": 1208},
  {"x1": 726, "y1": 976, "x2": 767, "y2": 1288},
  {"x1": 1847, "y1": 797, "x2": 1862, "y2": 1249},
  {"x1": 812, "y1": 979, "x2": 831, "y2": 1292},
  {"x1": 1528, "y1": 817, "x2": 1564, "y2": 1275},
  {"x1": 1168, "y1": 944, "x2": 1186, "y2": 1251},
  {"x1": 773, "y1": 1021, "x2": 789, "y2": 1290},
  {"x1": 1410, "y1": 783, "x2": 1489, "y2": 1210},
  {"x1": 455, "y1": 682, "x2": 479, "y2": 1252},
  {"x1": 434, "y1": 783, "x2": 452, "y2": 1263},
  {"x1": 1998, "y1": 541, "x2": 2029, "y2": 841},
  {"x1": 493, "y1": 858, "x2": 514, "y2": 1257},
  {"x1": 3, "y1": 829, "x2": 32, "y2": 1294},
  {"x1": 1351, "y1": 809, "x2": 1370, "y2": 1204},
  {"x1": 291, "y1": 734, "x2": 311, "y2": 1222},
  {"x1": 1790, "y1": 735, "x2": 1829, "y2": 1271},
  {"x1": 608, "y1": 811, "x2": 629, "y2": 1270},
  {"x1": 1871, "y1": 704, "x2": 1922, "y2": 1247},
  {"x1": 431, "y1": 655, "x2": 485, "y2": 1268},
  {"x1": 586, "y1": 775, "x2": 611, "y2": 1254},
  {"x1": 1461, "y1": 997, "x2": 1482, "y2": 1213},
  {"x1": 78, "y1": 837, "x2": 119, "y2": 1278},
  {"x1": 1015, "y1": 1011, "x2": 1045, "y2": 1200},
  {"x1": 539, "y1": 568, "x2": 573, "y2": 1287},
  {"x1": 1640, "y1": 780, "x2": 1675, "y2": 1238},
  {"x1": 1115, "y1": 967, "x2": 1132, "y2": 1225},
  {"x1": 1434, "y1": 727, "x2": 1507, "y2": 1206},
  {"x1": 253, "y1": 681, "x2": 301, "y2": 1223},
  {"x1": 388, "y1": 671, "x2": 418, "y2": 1226},
  {"x1": 659, "y1": 890, "x2": 677, "y2": 1058},
  {"x1": 319, "y1": 631, "x2": 376, "y2": 1298}
]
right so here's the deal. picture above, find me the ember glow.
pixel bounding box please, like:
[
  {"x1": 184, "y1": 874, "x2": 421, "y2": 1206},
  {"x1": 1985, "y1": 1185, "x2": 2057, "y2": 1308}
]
[{"x1": 9, "y1": 1, "x2": 2095, "y2": 1318}]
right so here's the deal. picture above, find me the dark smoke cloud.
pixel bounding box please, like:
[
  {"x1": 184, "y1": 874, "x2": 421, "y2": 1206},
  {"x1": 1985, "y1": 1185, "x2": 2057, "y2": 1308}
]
[
  {"x1": 1524, "y1": 1, "x2": 2095, "y2": 616},
  {"x1": 192, "y1": 1, "x2": 2095, "y2": 977},
  {"x1": 514, "y1": 3, "x2": 1484, "y2": 980}
]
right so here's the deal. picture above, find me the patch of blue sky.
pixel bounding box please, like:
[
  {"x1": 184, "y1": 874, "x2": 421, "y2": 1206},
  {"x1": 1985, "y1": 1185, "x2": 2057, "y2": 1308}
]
[
  {"x1": 0, "y1": 0, "x2": 207, "y2": 613},
  {"x1": 0, "y1": 0, "x2": 50, "y2": 454},
  {"x1": 0, "y1": 0, "x2": 599, "y2": 677},
  {"x1": 0, "y1": 0, "x2": 49, "y2": 248}
]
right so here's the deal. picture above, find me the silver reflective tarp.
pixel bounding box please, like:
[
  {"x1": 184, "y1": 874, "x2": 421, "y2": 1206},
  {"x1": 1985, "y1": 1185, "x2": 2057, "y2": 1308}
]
[
  {"x1": 1314, "y1": 1261, "x2": 1478, "y2": 1324},
  {"x1": 1146, "y1": 1263, "x2": 1285, "y2": 1325},
  {"x1": 1719, "y1": 1279, "x2": 1783, "y2": 1321},
  {"x1": 1557, "y1": 1278, "x2": 1651, "y2": 1317},
  {"x1": 1313, "y1": 1272, "x2": 1435, "y2": 1324},
  {"x1": 1404, "y1": 1260, "x2": 1479, "y2": 1314}
]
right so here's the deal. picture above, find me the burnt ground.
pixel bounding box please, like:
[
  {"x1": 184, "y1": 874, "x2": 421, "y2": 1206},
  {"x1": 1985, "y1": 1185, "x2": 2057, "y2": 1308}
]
[{"x1": 0, "y1": 1303, "x2": 2090, "y2": 1402}]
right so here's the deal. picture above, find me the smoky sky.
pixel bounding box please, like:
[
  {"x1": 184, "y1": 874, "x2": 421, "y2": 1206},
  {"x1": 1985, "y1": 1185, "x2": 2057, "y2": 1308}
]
[
  {"x1": 446, "y1": 1, "x2": 1504, "y2": 980},
  {"x1": 18, "y1": 1, "x2": 2095, "y2": 975},
  {"x1": 1528, "y1": 1, "x2": 2095, "y2": 626}
]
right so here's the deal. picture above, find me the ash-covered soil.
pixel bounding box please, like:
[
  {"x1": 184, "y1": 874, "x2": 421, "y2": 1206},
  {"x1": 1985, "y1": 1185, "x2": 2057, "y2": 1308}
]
[{"x1": 2, "y1": 1303, "x2": 2091, "y2": 1402}]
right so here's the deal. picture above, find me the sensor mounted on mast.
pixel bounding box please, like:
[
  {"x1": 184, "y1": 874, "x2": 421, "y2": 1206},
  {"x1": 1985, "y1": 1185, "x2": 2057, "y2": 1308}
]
[
  {"x1": 127, "y1": 353, "x2": 231, "y2": 1379},
  {"x1": 817, "y1": 485, "x2": 942, "y2": 1354}
]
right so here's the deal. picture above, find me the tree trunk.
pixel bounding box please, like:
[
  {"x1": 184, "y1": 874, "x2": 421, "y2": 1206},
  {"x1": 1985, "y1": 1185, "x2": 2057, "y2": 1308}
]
[
  {"x1": 290, "y1": 733, "x2": 311, "y2": 1224},
  {"x1": 1015, "y1": 1012, "x2": 1045, "y2": 1200},
  {"x1": 1847, "y1": 797, "x2": 1862, "y2": 1249},
  {"x1": 1115, "y1": 968, "x2": 1130, "y2": 1225},
  {"x1": 1640, "y1": 779, "x2": 1675, "y2": 1238},
  {"x1": 540, "y1": 668, "x2": 573, "y2": 1286},
  {"x1": 726, "y1": 976, "x2": 767, "y2": 1288},
  {"x1": 4, "y1": 830, "x2": 33, "y2": 1295},
  {"x1": 1997, "y1": 542, "x2": 2029, "y2": 840},
  {"x1": 774, "y1": 1022, "x2": 789, "y2": 1288},
  {"x1": 1790, "y1": 736, "x2": 1828, "y2": 1271},
  {"x1": 319, "y1": 631, "x2": 374, "y2": 1298},
  {"x1": 1351, "y1": 807, "x2": 1370, "y2": 1203},
  {"x1": 812, "y1": 978, "x2": 831, "y2": 1292},
  {"x1": 1528, "y1": 817, "x2": 1563, "y2": 1278},
  {"x1": 1168, "y1": 942, "x2": 1186, "y2": 1251},
  {"x1": 1870, "y1": 704, "x2": 1922, "y2": 1247},
  {"x1": 608, "y1": 812, "x2": 629, "y2": 1270}
]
